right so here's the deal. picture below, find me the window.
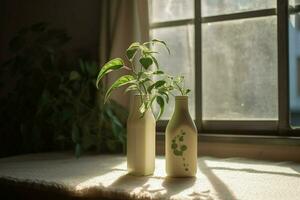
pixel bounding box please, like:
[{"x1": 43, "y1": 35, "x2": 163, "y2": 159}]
[
  {"x1": 149, "y1": 0, "x2": 195, "y2": 120},
  {"x1": 289, "y1": 0, "x2": 300, "y2": 128},
  {"x1": 149, "y1": 0, "x2": 298, "y2": 136}
]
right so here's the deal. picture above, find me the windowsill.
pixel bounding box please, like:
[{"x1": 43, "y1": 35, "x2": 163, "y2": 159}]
[
  {"x1": 0, "y1": 153, "x2": 300, "y2": 200},
  {"x1": 157, "y1": 132, "x2": 300, "y2": 146},
  {"x1": 156, "y1": 132, "x2": 300, "y2": 162}
]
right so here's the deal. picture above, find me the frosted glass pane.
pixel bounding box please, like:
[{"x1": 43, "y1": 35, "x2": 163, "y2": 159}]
[
  {"x1": 151, "y1": 25, "x2": 195, "y2": 119},
  {"x1": 149, "y1": 0, "x2": 194, "y2": 23},
  {"x1": 202, "y1": 17, "x2": 278, "y2": 120},
  {"x1": 289, "y1": 1, "x2": 300, "y2": 127},
  {"x1": 290, "y1": 0, "x2": 300, "y2": 6},
  {"x1": 202, "y1": 0, "x2": 276, "y2": 17}
]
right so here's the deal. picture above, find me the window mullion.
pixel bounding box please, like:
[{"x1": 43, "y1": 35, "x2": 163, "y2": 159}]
[
  {"x1": 277, "y1": 0, "x2": 290, "y2": 135},
  {"x1": 150, "y1": 19, "x2": 194, "y2": 29},
  {"x1": 195, "y1": 0, "x2": 202, "y2": 132},
  {"x1": 202, "y1": 8, "x2": 276, "y2": 23}
]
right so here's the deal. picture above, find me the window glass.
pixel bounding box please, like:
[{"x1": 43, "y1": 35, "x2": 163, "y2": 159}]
[
  {"x1": 202, "y1": 0, "x2": 276, "y2": 17},
  {"x1": 202, "y1": 17, "x2": 278, "y2": 120},
  {"x1": 149, "y1": 0, "x2": 194, "y2": 23},
  {"x1": 151, "y1": 25, "x2": 195, "y2": 119},
  {"x1": 289, "y1": 0, "x2": 300, "y2": 127}
]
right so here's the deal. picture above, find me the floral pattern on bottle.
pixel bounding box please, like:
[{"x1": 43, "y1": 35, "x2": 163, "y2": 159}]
[{"x1": 171, "y1": 129, "x2": 189, "y2": 171}]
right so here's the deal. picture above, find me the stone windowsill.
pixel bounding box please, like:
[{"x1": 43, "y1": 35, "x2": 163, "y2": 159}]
[{"x1": 0, "y1": 153, "x2": 300, "y2": 200}]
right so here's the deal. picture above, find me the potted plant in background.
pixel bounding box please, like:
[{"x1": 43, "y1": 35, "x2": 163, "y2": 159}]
[
  {"x1": 165, "y1": 76, "x2": 197, "y2": 177},
  {"x1": 0, "y1": 22, "x2": 127, "y2": 158},
  {"x1": 96, "y1": 40, "x2": 171, "y2": 176}
]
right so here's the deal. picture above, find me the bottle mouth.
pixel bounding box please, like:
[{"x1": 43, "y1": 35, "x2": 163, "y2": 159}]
[
  {"x1": 175, "y1": 95, "x2": 188, "y2": 100},
  {"x1": 133, "y1": 94, "x2": 150, "y2": 97},
  {"x1": 132, "y1": 94, "x2": 151, "y2": 101}
]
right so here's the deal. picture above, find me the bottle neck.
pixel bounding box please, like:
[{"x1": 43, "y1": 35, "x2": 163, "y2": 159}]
[
  {"x1": 130, "y1": 95, "x2": 150, "y2": 114},
  {"x1": 174, "y1": 96, "x2": 189, "y2": 113}
]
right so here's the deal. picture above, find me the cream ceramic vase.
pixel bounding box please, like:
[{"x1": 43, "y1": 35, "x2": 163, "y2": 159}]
[
  {"x1": 166, "y1": 96, "x2": 197, "y2": 177},
  {"x1": 127, "y1": 95, "x2": 156, "y2": 176}
]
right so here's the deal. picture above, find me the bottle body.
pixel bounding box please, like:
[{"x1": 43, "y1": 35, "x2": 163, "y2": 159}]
[
  {"x1": 166, "y1": 96, "x2": 197, "y2": 177},
  {"x1": 127, "y1": 95, "x2": 156, "y2": 176}
]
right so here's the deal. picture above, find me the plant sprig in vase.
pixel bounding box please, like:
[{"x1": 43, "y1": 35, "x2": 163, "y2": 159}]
[{"x1": 96, "y1": 39, "x2": 171, "y2": 119}]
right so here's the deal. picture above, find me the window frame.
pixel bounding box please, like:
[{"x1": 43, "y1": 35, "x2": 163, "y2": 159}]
[{"x1": 150, "y1": 0, "x2": 300, "y2": 137}]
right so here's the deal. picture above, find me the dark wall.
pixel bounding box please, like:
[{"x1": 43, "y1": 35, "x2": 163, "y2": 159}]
[
  {"x1": 0, "y1": 0, "x2": 102, "y2": 157},
  {"x1": 0, "y1": 0, "x2": 101, "y2": 63}
]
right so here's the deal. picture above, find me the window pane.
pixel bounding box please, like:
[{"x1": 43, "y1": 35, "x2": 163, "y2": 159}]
[
  {"x1": 149, "y1": 0, "x2": 194, "y2": 23},
  {"x1": 202, "y1": 0, "x2": 276, "y2": 17},
  {"x1": 290, "y1": 0, "x2": 300, "y2": 6},
  {"x1": 151, "y1": 25, "x2": 195, "y2": 119},
  {"x1": 202, "y1": 17, "x2": 278, "y2": 120},
  {"x1": 289, "y1": 0, "x2": 300, "y2": 127}
]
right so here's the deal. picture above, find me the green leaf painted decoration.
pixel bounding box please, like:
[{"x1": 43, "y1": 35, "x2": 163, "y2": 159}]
[
  {"x1": 171, "y1": 143, "x2": 177, "y2": 149},
  {"x1": 174, "y1": 149, "x2": 183, "y2": 156},
  {"x1": 171, "y1": 130, "x2": 189, "y2": 171},
  {"x1": 179, "y1": 136, "x2": 184, "y2": 141},
  {"x1": 180, "y1": 145, "x2": 187, "y2": 151}
]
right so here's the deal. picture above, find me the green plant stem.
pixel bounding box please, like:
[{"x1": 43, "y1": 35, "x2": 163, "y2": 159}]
[{"x1": 174, "y1": 81, "x2": 184, "y2": 96}]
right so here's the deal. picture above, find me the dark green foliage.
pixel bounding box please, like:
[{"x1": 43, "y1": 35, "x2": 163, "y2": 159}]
[{"x1": 0, "y1": 22, "x2": 127, "y2": 158}]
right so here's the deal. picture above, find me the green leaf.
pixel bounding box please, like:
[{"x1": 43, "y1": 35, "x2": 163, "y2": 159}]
[
  {"x1": 153, "y1": 70, "x2": 164, "y2": 75},
  {"x1": 156, "y1": 96, "x2": 165, "y2": 120},
  {"x1": 154, "y1": 80, "x2": 166, "y2": 88},
  {"x1": 126, "y1": 42, "x2": 140, "y2": 60},
  {"x1": 139, "y1": 77, "x2": 151, "y2": 84},
  {"x1": 150, "y1": 55, "x2": 159, "y2": 69},
  {"x1": 124, "y1": 84, "x2": 138, "y2": 93},
  {"x1": 185, "y1": 89, "x2": 191, "y2": 95},
  {"x1": 139, "y1": 56, "x2": 153, "y2": 69},
  {"x1": 144, "y1": 39, "x2": 171, "y2": 54},
  {"x1": 152, "y1": 39, "x2": 171, "y2": 54},
  {"x1": 139, "y1": 102, "x2": 146, "y2": 115},
  {"x1": 69, "y1": 71, "x2": 81, "y2": 81},
  {"x1": 83, "y1": 60, "x2": 98, "y2": 76},
  {"x1": 158, "y1": 91, "x2": 169, "y2": 103},
  {"x1": 139, "y1": 44, "x2": 152, "y2": 55},
  {"x1": 104, "y1": 75, "x2": 134, "y2": 103},
  {"x1": 105, "y1": 106, "x2": 125, "y2": 143},
  {"x1": 96, "y1": 58, "x2": 124, "y2": 89},
  {"x1": 147, "y1": 80, "x2": 166, "y2": 93}
]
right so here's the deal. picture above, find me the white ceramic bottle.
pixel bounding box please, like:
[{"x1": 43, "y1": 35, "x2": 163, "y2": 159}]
[
  {"x1": 127, "y1": 95, "x2": 156, "y2": 176},
  {"x1": 166, "y1": 96, "x2": 197, "y2": 177}
]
